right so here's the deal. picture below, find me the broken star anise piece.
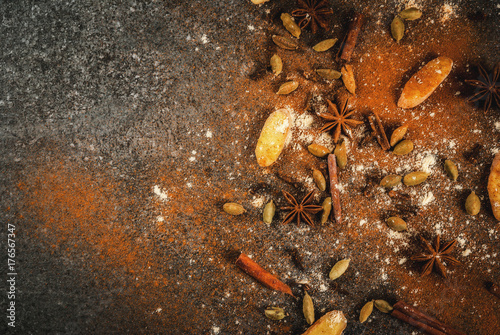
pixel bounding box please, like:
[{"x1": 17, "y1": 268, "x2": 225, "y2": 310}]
[
  {"x1": 281, "y1": 190, "x2": 322, "y2": 226},
  {"x1": 465, "y1": 62, "x2": 500, "y2": 112},
  {"x1": 291, "y1": 0, "x2": 333, "y2": 34},
  {"x1": 319, "y1": 98, "x2": 363, "y2": 144},
  {"x1": 410, "y1": 235, "x2": 461, "y2": 278}
]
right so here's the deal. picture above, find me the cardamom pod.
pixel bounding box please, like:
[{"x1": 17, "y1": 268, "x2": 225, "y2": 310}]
[
  {"x1": 391, "y1": 16, "x2": 405, "y2": 42},
  {"x1": 263, "y1": 200, "x2": 276, "y2": 224},
  {"x1": 329, "y1": 258, "x2": 350, "y2": 280},
  {"x1": 316, "y1": 69, "x2": 342, "y2": 80},
  {"x1": 380, "y1": 175, "x2": 402, "y2": 188},
  {"x1": 374, "y1": 299, "x2": 393, "y2": 313},
  {"x1": 264, "y1": 306, "x2": 286, "y2": 320},
  {"x1": 386, "y1": 216, "x2": 407, "y2": 231},
  {"x1": 403, "y1": 171, "x2": 429, "y2": 186},
  {"x1": 281, "y1": 13, "x2": 301, "y2": 38},
  {"x1": 392, "y1": 139, "x2": 414, "y2": 155},
  {"x1": 270, "y1": 54, "x2": 282, "y2": 76},
  {"x1": 334, "y1": 140, "x2": 347, "y2": 169},
  {"x1": 223, "y1": 202, "x2": 246, "y2": 215},
  {"x1": 308, "y1": 143, "x2": 331, "y2": 157},
  {"x1": 390, "y1": 125, "x2": 408, "y2": 147},
  {"x1": 444, "y1": 159, "x2": 458, "y2": 181},
  {"x1": 277, "y1": 81, "x2": 299, "y2": 95},
  {"x1": 313, "y1": 38, "x2": 338, "y2": 52},
  {"x1": 399, "y1": 7, "x2": 422, "y2": 20},
  {"x1": 359, "y1": 300, "x2": 374, "y2": 323},
  {"x1": 465, "y1": 191, "x2": 480, "y2": 215},
  {"x1": 313, "y1": 169, "x2": 326, "y2": 191},
  {"x1": 321, "y1": 197, "x2": 332, "y2": 224},
  {"x1": 272, "y1": 35, "x2": 298, "y2": 50},
  {"x1": 303, "y1": 291, "x2": 315, "y2": 325},
  {"x1": 341, "y1": 64, "x2": 356, "y2": 94}
]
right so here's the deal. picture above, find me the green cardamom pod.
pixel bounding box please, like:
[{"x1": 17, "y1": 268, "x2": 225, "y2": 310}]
[
  {"x1": 223, "y1": 203, "x2": 245, "y2": 215},
  {"x1": 321, "y1": 197, "x2": 332, "y2": 224},
  {"x1": 444, "y1": 159, "x2": 458, "y2": 181},
  {"x1": 316, "y1": 69, "x2": 342, "y2": 80},
  {"x1": 313, "y1": 38, "x2": 337, "y2": 52},
  {"x1": 403, "y1": 171, "x2": 429, "y2": 186},
  {"x1": 359, "y1": 300, "x2": 374, "y2": 323},
  {"x1": 399, "y1": 8, "x2": 423, "y2": 21},
  {"x1": 380, "y1": 175, "x2": 402, "y2": 188},
  {"x1": 303, "y1": 291, "x2": 315, "y2": 325},
  {"x1": 374, "y1": 299, "x2": 393, "y2": 313},
  {"x1": 334, "y1": 140, "x2": 347, "y2": 169},
  {"x1": 264, "y1": 306, "x2": 286, "y2": 320},
  {"x1": 465, "y1": 191, "x2": 480, "y2": 215},
  {"x1": 308, "y1": 143, "x2": 331, "y2": 157},
  {"x1": 386, "y1": 216, "x2": 407, "y2": 231},
  {"x1": 329, "y1": 259, "x2": 350, "y2": 280},
  {"x1": 313, "y1": 169, "x2": 327, "y2": 191},
  {"x1": 263, "y1": 200, "x2": 276, "y2": 224},
  {"x1": 391, "y1": 16, "x2": 405, "y2": 42},
  {"x1": 393, "y1": 139, "x2": 414, "y2": 155}
]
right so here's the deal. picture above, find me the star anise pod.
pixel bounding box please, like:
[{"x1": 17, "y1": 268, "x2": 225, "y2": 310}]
[
  {"x1": 291, "y1": 0, "x2": 333, "y2": 34},
  {"x1": 410, "y1": 235, "x2": 461, "y2": 278},
  {"x1": 465, "y1": 62, "x2": 500, "y2": 112},
  {"x1": 319, "y1": 98, "x2": 363, "y2": 143},
  {"x1": 281, "y1": 190, "x2": 322, "y2": 226}
]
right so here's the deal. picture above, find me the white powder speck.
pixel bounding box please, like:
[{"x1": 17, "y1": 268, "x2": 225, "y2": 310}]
[
  {"x1": 251, "y1": 195, "x2": 266, "y2": 208},
  {"x1": 295, "y1": 113, "x2": 314, "y2": 129},
  {"x1": 462, "y1": 249, "x2": 472, "y2": 256},
  {"x1": 156, "y1": 216, "x2": 164, "y2": 222},
  {"x1": 495, "y1": 122, "x2": 500, "y2": 131},
  {"x1": 421, "y1": 155, "x2": 436, "y2": 173},
  {"x1": 420, "y1": 192, "x2": 435, "y2": 206},
  {"x1": 153, "y1": 185, "x2": 169, "y2": 201},
  {"x1": 201, "y1": 34, "x2": 209, "y2": 44},
  {"x1": 319, "y1": 284, "x2": 328, "y2": 292},
  {"x1": 191, "y1": 150, "x2": 197, "y2": 155},
  {"x1": 187, "y1": 182, "x2": 192, "y2": 188},
  {"x1": 189, "y1": 156, "x2": 196, "y2": 162},
  {"x1": 275, "y1": 117, "x2": 290, "y2": 134},
  {"x1": 206, "y1": 130, "x2": 213, "y2": 138},
  {"x1": 399, "y1": 258, "x2": 407, "y2": 265},
  {"x1": 212, "y1": 326, "x2": 220, "y2": 334},
  {"x1": 247, "y1": 25, "x2": 255, "y2": 31}
]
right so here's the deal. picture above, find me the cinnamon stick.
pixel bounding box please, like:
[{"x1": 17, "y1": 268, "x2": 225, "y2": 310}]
[
  {"x1": 391, "y1": 309, "x2": 446, "y2": 335},
  {"x1": 236, "y1": 253, "x2": 294, "y2": 297},
  {"x1": 327, "y1": 154, "x2": 342, "y2": 224},
  {"x1": 369, "y1": 112, "x2": 390, "y2": 150},
  {"x1": 392, "y1": 301, "x2": 466, "y2": 335},
  {"x1": 340, "y1": 13, "x2": 364, "y2": 62}
]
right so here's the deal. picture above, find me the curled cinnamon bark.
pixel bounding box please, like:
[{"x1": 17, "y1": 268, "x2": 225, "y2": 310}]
[
  {"x1": 391, "y1": 301, "x2": 466, "y2": 335},
  {"x1": 327, "y1": 154, "x2": 342, "y2": 224},
  {"x1": 391, "y1": 309, "x2": 446, "y2": 335},
  {"x1": 236, "y1": 253, "x2": 294, "y2": 296},
  {"x1": 368, "y1": 112, "x2": 390, "y2": 150},
  {"x1": 340, "y1": 13, "x2": 364, "y2": 62}
]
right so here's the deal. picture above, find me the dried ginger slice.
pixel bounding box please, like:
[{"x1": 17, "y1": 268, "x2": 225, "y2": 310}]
[
  {"x1": 255, "y1": 109, "x2": 291, "y2": 167},
  {"x1": 398, "y1": 56, "x2": 453, "y2": 109},
  {"x1": 488, "y1": 152, "x2": 500, "y2": 220}
]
